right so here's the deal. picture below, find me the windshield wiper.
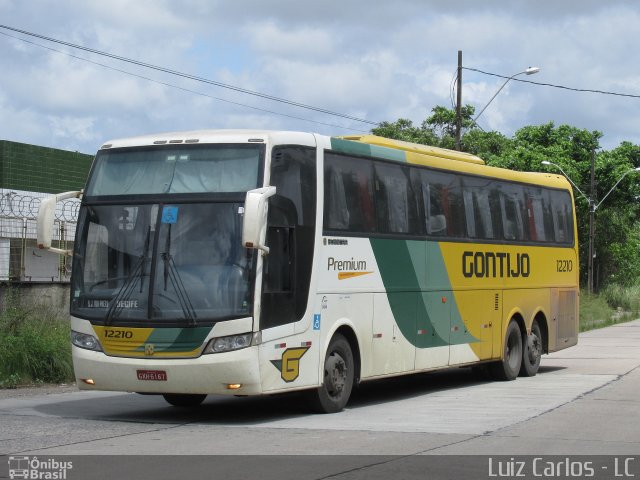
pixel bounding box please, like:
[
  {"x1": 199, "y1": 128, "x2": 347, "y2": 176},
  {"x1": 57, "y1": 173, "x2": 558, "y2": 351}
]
[
  {"x1": 104, "y1": 227, "x2": 151, "y2": 326},
  {"x1": 104, "y1": 259, "x2": 144, "y2": 326},
  {"x1": 161, "y1": 224, "x2": 198, "y2": 326},
  {"x1": 139, "y1": 227, "x2": 151, "y2": 293}
]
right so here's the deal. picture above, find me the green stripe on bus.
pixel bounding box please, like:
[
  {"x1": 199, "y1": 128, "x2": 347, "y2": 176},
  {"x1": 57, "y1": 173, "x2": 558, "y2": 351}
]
[
  {"x1": 330, "y1": 137, "x2": 372, "y2": 157},
  {"x1": 330, "y1": 137, "x2": 407, "y2": 163},
  {"x1": 370, "y1": 238, "x2": 477, "y2": 348},
  {"x1": 133, "y1": 326, "x2": 211, "y2": 352},
  {"x1": 425, "y1": 242, "x2": 478, "y2": 346},
  {"x1": 370, "y1": 144, "x2": 406, "y2": 162}
]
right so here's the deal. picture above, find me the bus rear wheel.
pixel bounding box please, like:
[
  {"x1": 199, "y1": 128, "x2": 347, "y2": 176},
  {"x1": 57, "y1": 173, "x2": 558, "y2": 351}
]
[
  {"x1": 490, "y1": 320, "x2": 522, "y2": 381},
  {"x1": 162, "y1": 393, "x2": 207, "y2": 407},
  {"x1": 309, "y1": 334, "x2": 354, "y2": 414},
  {"x1": 520, "y1": 320, "x2": 543, "y2": 377}
]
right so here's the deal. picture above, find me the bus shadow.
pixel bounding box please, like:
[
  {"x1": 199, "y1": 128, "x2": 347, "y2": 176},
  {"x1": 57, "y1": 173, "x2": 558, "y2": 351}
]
[
  {"x1": 35, "y1": 365, "x2": 567, "y2": 425},
  {"x1": 348, "y1": 368, "x2": 488, "y2": 409},
  {"x1": 348, "y1": 364, "x2": 568, "y2": 409},
  {"x1": 538, "y1": 365, "x2": 567, "y2": 374},
  {"x1": 34, "y1": 390, "x2": 314, "y2": 426}
]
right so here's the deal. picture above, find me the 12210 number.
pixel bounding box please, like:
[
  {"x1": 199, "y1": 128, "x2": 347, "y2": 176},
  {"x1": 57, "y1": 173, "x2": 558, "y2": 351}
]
[
  {"x1": 556, "y1": 259, "x2": 573, "y2": 272},
  {"x1": 104, "y1": 329, "x2": 133, "y2": 339}
]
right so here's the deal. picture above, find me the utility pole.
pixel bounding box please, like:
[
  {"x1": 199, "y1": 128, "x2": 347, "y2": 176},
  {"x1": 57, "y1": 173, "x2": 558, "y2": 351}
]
[
  {"x1": 588, "y1": 149, "x2": 596, "y2": 294},
  {"x1": 455, "y1": 50, "x2": 462, "y2": 151}
]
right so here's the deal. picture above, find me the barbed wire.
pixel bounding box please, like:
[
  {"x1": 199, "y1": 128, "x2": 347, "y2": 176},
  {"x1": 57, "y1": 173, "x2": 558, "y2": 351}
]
[{"x1": 0, "y1": 192, "x2": 79, "y2": 222}]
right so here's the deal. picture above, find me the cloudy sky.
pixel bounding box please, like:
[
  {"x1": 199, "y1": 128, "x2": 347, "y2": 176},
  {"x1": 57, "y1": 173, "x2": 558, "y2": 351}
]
[{"x1": 1, "y1": 1, "x2": 639, "y2": 154}]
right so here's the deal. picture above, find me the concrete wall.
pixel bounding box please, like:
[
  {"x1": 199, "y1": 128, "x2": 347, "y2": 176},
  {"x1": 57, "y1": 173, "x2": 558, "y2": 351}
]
[{"x1": 0, "y1": 283, "x2": 70, "y2": 318}]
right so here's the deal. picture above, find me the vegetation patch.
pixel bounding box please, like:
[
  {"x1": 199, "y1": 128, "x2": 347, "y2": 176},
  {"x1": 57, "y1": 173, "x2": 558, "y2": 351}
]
[
  {"x1": 0, "y1": 289, "x2": 73, "y2": 387},
  {"x1": 580, "y1": 287, "x2": 638, "y2": 332}
]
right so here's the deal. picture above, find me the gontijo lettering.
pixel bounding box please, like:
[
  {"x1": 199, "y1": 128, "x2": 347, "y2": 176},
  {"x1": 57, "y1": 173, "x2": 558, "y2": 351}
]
[{"x1": 462, "y1": 251, "x2": 530, "y2": 278}]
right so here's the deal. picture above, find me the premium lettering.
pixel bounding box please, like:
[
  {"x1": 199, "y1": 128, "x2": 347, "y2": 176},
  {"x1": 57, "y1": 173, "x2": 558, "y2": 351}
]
[
  {"x1": 462, "y1": 251, "x2": 530, "y2": 278},
  {"x1": 327, "y1": 257, "x2": 367, "y2": 271}
]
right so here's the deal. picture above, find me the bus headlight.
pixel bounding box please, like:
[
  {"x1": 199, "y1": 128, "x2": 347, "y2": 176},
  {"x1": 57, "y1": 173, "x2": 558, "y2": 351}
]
[
  {"x1": 203, "y1": 333, "x2": 252, "y2": 354},
  {"x1": 71, "y1": 331, "x2": 102, "y2": 351}
]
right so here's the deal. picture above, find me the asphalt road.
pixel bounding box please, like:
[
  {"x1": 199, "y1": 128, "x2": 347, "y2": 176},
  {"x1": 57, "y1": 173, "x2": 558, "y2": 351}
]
[{"x1": 1, "y1": 320, "x2": 639, "y2": 462}]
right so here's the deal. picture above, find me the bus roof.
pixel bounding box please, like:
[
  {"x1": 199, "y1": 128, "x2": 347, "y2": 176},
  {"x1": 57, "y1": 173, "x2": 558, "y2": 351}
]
[
  {"x1": 338, "y1": 135, "x2": 485, "y2": 165},
  {"x1": 96, "y1": 129, "x2": 571, "y2": 194},
  {"x1": 333, "y1": 134, "x2": 571, "y2": 192},
  {"x1": 99, "y1": 130, "x2": 316, "y2": 150}
]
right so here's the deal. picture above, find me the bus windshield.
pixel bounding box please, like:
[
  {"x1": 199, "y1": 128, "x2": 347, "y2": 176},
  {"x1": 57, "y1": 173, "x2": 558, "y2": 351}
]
[
  {"x1": 71, "y1": 202, "x2": 253, "y2": 325},
  {"x1": 71, "y1": 144, "x2": 264, "y2": 325}
]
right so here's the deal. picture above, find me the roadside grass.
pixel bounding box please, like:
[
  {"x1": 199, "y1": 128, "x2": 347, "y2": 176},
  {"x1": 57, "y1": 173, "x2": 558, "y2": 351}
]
[
  {"x1": 580, "y1": 288, "x2": 638, "y2": 332},
  {"x1": 600, "y1": 283, "x2": 640, "y2": 316},
  {"x1": 0, "y1": 290, "x2": 73, "y2": 388}
]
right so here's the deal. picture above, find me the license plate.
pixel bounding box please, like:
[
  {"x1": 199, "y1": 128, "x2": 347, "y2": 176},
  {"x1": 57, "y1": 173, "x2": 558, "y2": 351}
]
[{"x1": 136, "y1": 370, "x2": 167, "y2": 381}]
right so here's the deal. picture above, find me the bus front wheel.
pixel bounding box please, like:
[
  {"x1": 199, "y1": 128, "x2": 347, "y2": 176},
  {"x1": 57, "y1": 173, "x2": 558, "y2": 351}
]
[
  {"x1": 520, "y1": 320, "x2": 543, "y2": 377},
  {"x1": 310, "y1": 333, "x2": 354, "y2": 414},
  {"x1": 490, "y1": 320, "x2": 522, "y2": 381},
  {"x1": 162, "y1": 393, "x2": 207, "y2": 407}
]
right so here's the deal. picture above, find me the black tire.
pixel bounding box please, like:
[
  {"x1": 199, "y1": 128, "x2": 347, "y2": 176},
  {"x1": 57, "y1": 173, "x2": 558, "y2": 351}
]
[
  {"x1": 520, "y1": 320, "x2": 543, "y2": 377},
  {"x1": 490, "y1": 320, "x2": 523, "y2": 381},
  {"x1": 162, "y1": 393, "x2": 207, "y2": 407},
  {"x1": 309, "y1": 334, "x2": 354, "y2": 413}
]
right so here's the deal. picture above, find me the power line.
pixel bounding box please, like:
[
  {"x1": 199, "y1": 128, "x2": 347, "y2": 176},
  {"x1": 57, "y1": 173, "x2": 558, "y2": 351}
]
[
  {"x1": 0, "y1": 24, "x2": 380, "y2": 126},
  {"x1": 0, "y1": 30, "x2": 370, "y2": 133},
  {"x1": 463, "y1": 66, "x2": 640, "y2": 100}
]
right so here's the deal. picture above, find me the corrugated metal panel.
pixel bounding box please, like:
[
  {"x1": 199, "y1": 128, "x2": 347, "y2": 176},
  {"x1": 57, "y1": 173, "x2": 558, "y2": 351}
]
[{"x1": 0, "y1": 140, "x2": 93, "y2": 193}]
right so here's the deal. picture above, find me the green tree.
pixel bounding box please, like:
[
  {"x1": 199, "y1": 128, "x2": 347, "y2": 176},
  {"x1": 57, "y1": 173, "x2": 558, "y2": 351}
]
[
  {"x1": 460, "y1": 129, "x2": 511, "y2": 162},
  {"x1": 371, "y1": 105, "x2": 477, "y2": 148},
  {"x1": 371, "y1": 118, "x2": 438, "y2": 145},
  {"x1": 588, "y1": 144, "x2": 640, "y2": 287},
  {"x1": 423, "y1": 105, "x2": 476, "y2": 149}
]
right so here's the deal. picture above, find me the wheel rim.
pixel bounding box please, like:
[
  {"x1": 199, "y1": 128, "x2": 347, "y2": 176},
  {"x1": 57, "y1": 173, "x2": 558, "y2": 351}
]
[
  {"x1": 324, "y1": 352, "x2": 347, "y2": 398},
  {"x1": 506, "y1": 330, "x2": 521, "y2": 371},
  {"x1": 527, "y1": 329, "x2": 542, "y2": 364}
]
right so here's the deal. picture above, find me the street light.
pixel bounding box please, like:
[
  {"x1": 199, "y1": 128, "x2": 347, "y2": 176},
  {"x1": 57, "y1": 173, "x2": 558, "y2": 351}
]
[
  {"x1": 472, "y1": 66, "x2": 540, "y2": 125},
  {"x1": 593, "y1": 166, "x2": 640, "y2": 212},
  {"x1": 542, "y1": 160, "x2": 640, "y2": 293}
]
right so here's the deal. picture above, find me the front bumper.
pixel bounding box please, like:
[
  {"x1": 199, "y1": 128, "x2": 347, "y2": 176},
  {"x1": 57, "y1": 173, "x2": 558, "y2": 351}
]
[{"x1": 72, "y1": 344, "x2": 262, "y2": 395}]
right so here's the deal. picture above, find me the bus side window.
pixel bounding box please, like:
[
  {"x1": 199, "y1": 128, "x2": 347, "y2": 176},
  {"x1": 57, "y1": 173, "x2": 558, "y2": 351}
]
[
  {"x1": 463, "y1": 188, "x2": 476, "y2": 238},
  {"x1": 374, "y1": 162, "x2": 420, "y2": 235},
  {"x1": 498, "y1": 184, "x2": 528, "y2": 241},
  {"x1": 414, "y1": 170, "x2": 445, "y2": 236},
  {"x1": 550, "y1": 190, "x2": 573, "y2": 244},
  {"x1": 326, "y1": 168, "x2": 349, "y2": 229},
  {"x1": 525, "y1": 187, "x2": 548, "y2": 242},
  {"x1": 324, "y1": 153, "x2": 375, "y2": 233},
  {"x1": 488, "y1": 187, "x2": 503, "y2": 238},
  {"x1": 462, "y1": 177, "x2": 495, "y2": 240},
  {"x1": 422, "y1": 170, "x2": 464, "y2": 238},
  {"x1": 475, "y1": 190, "x2": 495, "y2": 239},
  {"x1": 542, "y1": 190, "x2": 557, "y2": 242}
]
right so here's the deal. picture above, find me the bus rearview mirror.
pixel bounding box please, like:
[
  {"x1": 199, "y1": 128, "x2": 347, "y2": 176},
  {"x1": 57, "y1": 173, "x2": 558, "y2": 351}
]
[
  {"x1": 36, "y1": 190, "x2": 82, "y2": 256},
  {"x1": 242, "y1": 186, "x2": 276, "y2": 254}
]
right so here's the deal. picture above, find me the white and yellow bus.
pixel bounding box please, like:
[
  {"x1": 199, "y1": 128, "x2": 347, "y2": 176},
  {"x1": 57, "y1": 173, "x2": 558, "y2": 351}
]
[{"x1": 37, "y1": 131, "x2": 579, "y2": 413}]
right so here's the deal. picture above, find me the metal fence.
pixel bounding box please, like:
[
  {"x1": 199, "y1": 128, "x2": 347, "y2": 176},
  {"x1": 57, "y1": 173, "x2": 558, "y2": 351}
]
[{"x1": 0, "y1": 189, "x2": 79, "y2": 282}]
